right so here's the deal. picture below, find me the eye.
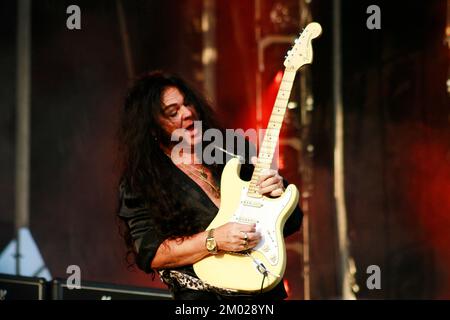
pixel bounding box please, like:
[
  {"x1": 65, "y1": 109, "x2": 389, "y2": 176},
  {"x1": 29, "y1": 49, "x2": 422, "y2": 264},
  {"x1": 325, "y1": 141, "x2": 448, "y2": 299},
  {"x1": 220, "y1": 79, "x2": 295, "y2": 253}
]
[
  {"x1": 164, "y1": 105, "x2": 180, "y2": 117},
  {"x1": 168, "y1": 109, "x2": 178, "y2": 117}
]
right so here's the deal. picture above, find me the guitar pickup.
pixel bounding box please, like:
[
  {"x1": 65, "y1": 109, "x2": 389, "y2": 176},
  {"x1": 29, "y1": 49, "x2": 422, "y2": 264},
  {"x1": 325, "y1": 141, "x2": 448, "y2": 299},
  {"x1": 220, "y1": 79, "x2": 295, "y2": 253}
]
[{"x1": 242, "y1": 200, "x2": 263, "y2": 208}]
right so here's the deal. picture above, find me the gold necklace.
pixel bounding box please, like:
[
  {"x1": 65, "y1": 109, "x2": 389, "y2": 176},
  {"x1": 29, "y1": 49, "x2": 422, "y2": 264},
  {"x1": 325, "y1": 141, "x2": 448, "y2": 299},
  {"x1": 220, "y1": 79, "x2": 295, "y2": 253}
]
[
  {"x1": 162, "y1": 151, "x2": 221, "y2": 198},
  {"x1": 180, "y1": 164, "x2": 221, "y2": 198}
]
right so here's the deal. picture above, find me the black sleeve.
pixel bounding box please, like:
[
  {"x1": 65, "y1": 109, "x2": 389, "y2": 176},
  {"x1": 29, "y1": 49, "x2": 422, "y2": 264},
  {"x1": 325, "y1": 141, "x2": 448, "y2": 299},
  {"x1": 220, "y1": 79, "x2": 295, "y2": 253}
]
[{"x1": 117, "y1": 182, "x2": 165, "y2": 274}]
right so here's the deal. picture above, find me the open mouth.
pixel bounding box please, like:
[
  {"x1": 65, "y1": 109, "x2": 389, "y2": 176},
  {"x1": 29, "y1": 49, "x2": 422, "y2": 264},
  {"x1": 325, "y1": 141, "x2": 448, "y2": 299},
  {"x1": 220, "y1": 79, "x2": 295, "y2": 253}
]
[
  {"x1": 184, "y1": 122, "x2": 198, "y2": 139},
  {"x1": 185, "y1": 123, "x2": 195, "y2": 131}
]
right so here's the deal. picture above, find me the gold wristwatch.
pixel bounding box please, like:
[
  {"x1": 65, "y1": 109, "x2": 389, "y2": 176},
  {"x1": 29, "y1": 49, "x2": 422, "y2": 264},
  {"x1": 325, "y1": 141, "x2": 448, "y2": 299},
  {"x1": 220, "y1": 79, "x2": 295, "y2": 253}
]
[{"x1": 205, "y1": 228, "x2": 218, "y2": 254}]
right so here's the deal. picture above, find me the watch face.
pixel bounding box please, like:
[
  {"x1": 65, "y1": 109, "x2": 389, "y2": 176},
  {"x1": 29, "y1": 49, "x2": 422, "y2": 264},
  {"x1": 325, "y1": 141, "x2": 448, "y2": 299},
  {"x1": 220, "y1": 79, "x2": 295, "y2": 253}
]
[{"x1": 206, "y1": 239, "x2": 216, "y2": 251}]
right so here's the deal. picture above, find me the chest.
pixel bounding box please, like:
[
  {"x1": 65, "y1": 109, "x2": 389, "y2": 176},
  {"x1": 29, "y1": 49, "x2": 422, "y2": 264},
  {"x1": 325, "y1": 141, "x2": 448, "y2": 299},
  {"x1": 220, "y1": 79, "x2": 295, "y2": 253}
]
[
  {"x1": 178, "y1": 166, "x2": 221, "y2": 208},
  {"x1": 166, "y1": 166, "x2": 221, "y2": 233}
]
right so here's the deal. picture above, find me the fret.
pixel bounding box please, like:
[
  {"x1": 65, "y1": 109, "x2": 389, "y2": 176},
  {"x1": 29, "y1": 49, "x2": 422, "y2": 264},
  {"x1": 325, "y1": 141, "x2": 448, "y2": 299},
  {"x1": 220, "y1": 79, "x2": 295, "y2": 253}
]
[
  {"x1": 277, "y1": 92, "x2": 289, "y2": 99},
  {"x1": 283, "y1": 70, "x2": 297, "y2": 81},
  {"x1": 259, "y1": 148, "x2": 275, "y2": 155},
  {"x1": 281, "y1": 79, "x2": 294, "y2": 85},
  {"x1": 270, "y1": 113, "x2": 285, "y2": 119},
  {"x1": 268, "y1": 120, "x2": 283, "y2": 126},
  {"x1": 273, "y1": 102, "x2": 287, "y2": 109},
  {"x1": 272, "y1": 107, "x2": 286, "y2": 115},
  {"x1": 258, "y1": 151, "x2": 273, "y2": 157},
  {"x1": 269, "y1": 113, "x2": 284, "y2": 120},
  {"x1": 257, "y1": 158, "x2": 273, "y2": 164},
  {"x1": 280, "y1": 81, "x2": 294, "y2": 89},
  {"x1": 258, "y1": 153, "x2": 274, "y2": 160},
  {"x1": 258, "y1": 152, "x2": 273, "y2": 158},
  {"x1": 261, "y1": 143, "x2": 276, "y2": 151},
  {"x1": 265, "y1": 128, "x2": 280, "y2": 134},
  {"x1": 252, "y1": 168, "x2": 269, "y2": 176},
  {"x1": 269, "y1": 116, "x2": 284, "y2": 124},
  {"x1": 273, "y1": 105, "x2": 287, "y2": 112},
  {"x1": 262, "y1": 138, "x2": 278, "y2": 144},
  {"x1": 254, "y1": 164, "x2": 270, "y2": 171},
  {"x1": 262, "y1": 136, "x2": 279, "y2": 144},
  {"x1": 263, "y1": 130, "x2": 280, "y2": 136},
  {"x1": 271, "y1": 112, "x2": 285, "y2": 118},
  {"x1": 259, "y1": 146, "x2": 275, "y2": 153},
  {"x1": 270, "y1": 114, "x2": 285, "y2": 122},
  {"x1": 257, "y1": 158, "x2": 273, "y2": 165},
  {"x1": 268, "y1": 122, "x2": 282, "y2": 129},
  {"x1": 258, "y1": 153, "x2": 272, "y2": 159},
  {"x1": 253, "y1": 164, "x2": 270, "y2": 171},
  {"x1": 260, "y1": 140, "x2": 276, "y2": 147},
  {"x1": 255, "y1": 162, "x2": 270, "y2": 168}
]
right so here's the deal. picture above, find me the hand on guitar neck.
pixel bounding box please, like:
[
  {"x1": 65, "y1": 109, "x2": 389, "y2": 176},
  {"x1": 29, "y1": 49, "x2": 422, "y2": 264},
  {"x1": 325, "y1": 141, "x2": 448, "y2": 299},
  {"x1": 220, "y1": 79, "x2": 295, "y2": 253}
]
[{"x1": 251, "y1": 156, "x2": 285, "y2": 198}]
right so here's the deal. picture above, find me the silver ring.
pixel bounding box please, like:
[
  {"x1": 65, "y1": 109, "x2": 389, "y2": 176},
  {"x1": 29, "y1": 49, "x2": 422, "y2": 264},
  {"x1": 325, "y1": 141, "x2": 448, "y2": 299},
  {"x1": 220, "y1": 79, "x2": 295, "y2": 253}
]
[{"x1": 241, "y1": 231, "x2": 248, "y2": 241}]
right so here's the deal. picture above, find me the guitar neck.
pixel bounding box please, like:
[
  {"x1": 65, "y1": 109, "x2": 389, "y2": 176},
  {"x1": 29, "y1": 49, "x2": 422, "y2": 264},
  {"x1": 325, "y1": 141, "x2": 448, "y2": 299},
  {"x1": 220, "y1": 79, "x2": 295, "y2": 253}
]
[{"x1": 247, "y1": 69, "x2": 296, "y2": 198}]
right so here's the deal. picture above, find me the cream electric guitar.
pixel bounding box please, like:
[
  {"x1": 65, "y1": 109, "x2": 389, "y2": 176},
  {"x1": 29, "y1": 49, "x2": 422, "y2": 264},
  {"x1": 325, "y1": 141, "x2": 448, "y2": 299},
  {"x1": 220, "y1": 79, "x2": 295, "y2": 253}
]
[{"x1": 193, "y1": 22, "x2": 322, "y2": 293}]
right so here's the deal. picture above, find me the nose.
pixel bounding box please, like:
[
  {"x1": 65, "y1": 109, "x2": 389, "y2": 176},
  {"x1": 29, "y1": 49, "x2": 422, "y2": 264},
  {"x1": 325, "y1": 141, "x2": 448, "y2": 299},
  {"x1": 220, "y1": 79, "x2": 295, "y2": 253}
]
[{"x1": 179, "y1": 104, "x2": 193, "y2": 119}]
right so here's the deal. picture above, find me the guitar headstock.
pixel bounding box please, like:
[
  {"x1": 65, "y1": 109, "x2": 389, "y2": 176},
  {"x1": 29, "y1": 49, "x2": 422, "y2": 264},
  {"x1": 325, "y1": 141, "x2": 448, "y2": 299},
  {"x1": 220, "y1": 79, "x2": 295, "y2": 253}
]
[{"x1": 284, "y1": 22, "x2": 322, "y2": 71}]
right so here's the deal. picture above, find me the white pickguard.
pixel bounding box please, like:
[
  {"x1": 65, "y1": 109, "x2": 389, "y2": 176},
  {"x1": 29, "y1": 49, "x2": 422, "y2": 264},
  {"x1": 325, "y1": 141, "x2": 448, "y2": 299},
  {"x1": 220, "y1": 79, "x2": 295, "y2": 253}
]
[{"x1": 230, "y1": 186, "x2": 293, "y2": 266}]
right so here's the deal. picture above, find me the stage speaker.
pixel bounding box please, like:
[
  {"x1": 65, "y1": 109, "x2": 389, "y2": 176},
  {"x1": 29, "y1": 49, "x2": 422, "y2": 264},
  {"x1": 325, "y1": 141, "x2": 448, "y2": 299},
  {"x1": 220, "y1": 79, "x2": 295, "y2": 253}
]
[
  {"x1": 51, "y1": 278, "x2": 172, "y2": 300},
  {"x1": 0, "y1": 273, "x2": 47, "y2": 300}
]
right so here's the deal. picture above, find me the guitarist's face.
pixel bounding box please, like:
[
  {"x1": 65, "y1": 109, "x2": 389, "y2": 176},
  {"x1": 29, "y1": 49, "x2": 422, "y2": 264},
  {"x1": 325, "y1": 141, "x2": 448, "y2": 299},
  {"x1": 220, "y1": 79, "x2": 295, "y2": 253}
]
[{"x1": 158, "y1": 86, "x2": 201, "y2": 147}]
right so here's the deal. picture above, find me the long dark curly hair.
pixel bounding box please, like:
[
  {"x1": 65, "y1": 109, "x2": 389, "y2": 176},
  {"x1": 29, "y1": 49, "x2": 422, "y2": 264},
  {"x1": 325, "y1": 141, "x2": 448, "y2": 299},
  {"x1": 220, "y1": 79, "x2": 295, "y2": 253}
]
[{"x1": 117, "y1": 71, "x2": 225, "y2": 269}]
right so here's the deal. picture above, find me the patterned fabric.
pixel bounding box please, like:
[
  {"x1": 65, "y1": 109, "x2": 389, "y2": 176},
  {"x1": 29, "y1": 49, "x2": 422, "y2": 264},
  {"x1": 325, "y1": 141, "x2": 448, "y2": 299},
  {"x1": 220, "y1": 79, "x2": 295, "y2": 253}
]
[{"x1": 158, "y1": 269, "x2": 238, "y2": 295}]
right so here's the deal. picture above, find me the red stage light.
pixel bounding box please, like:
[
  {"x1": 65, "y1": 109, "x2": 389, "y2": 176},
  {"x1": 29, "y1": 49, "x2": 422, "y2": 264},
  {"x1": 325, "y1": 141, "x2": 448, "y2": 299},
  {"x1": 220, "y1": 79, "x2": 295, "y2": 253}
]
[
  {"x1": 275, "y1": 70, "x2": 283, "y2": 83},
  {"x1": 283, "y1": 279, "x2": 291, "y2": 297}
]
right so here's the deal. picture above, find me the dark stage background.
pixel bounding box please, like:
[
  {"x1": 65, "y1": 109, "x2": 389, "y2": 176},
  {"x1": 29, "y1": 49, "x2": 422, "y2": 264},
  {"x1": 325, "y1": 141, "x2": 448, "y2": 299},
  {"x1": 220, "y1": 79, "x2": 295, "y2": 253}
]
[{"x1": 0, "y1": 0, "x2": 449, "y2": 299}]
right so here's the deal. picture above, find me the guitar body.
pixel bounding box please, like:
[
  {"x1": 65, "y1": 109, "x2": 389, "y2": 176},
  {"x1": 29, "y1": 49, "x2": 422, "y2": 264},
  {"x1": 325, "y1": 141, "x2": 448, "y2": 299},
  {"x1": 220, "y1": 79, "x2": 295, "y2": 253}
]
[{"x1": 193, "y1": 157, "x2": 299, "y2": 293}]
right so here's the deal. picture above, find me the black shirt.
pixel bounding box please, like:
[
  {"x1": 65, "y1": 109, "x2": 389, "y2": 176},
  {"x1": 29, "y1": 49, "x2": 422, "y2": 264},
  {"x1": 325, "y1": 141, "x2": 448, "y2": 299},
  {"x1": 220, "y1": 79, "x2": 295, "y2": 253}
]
[{"x1": 118, "y1": 149, "x2": 303, "y2": 300}]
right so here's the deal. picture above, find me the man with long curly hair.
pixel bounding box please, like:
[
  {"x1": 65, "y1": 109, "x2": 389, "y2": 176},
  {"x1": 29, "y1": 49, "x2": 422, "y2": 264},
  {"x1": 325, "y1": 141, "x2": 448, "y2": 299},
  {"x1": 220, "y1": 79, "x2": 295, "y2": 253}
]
[{"x1": 117, "y1": 71, "x2": 302, "y2": 300}]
